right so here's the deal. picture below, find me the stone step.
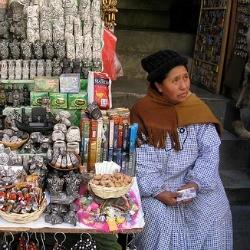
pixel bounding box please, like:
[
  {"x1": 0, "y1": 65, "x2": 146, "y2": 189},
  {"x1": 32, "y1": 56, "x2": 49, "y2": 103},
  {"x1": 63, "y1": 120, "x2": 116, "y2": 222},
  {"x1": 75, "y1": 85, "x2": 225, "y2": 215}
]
[
  {"x1": 231, "y1": 205, "x2": 250, "y2": 250},
  {"x1": 115, "y1": 30, "x2": 195, "y2": 79}
]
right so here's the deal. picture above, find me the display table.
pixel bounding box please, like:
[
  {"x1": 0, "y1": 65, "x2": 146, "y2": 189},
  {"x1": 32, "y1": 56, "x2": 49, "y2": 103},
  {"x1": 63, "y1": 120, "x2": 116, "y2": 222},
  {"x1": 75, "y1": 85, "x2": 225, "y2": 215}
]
[{"x1": 0, "y1": 180, "x2": 145, "y2": 234}]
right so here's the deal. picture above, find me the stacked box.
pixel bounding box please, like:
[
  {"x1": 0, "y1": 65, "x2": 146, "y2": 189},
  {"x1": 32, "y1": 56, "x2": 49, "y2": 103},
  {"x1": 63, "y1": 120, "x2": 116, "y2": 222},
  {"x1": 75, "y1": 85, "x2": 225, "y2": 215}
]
[
  {"x1": 30, "y1": 92, "x2": 48, "y2": 106},
  {"x1": 49, "y1": 93, "x2": 68, "y2": 109},
  {"x1": 67, "y1": 92, "x2": 87, "y2": 110}
]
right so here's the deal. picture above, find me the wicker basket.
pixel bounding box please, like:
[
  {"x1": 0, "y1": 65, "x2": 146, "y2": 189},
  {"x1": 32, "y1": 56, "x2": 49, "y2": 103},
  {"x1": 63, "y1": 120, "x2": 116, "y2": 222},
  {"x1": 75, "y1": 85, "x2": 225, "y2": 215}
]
[
  {"x1": 89, "y1": 178, "x2": 134, "y2": 199},
  {"x1": 0, "y1": 136, "x2": 29, "y2": 150},
  {"x1": 0, "y1": 198, "x2": 47, "y2": 224}
]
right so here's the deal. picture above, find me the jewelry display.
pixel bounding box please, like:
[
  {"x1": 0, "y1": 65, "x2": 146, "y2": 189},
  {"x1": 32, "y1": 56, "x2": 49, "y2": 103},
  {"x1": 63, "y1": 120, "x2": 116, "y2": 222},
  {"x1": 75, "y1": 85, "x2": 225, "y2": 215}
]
[{"x1": 71, "y1": 233, "x2": 97, "y2": 250}]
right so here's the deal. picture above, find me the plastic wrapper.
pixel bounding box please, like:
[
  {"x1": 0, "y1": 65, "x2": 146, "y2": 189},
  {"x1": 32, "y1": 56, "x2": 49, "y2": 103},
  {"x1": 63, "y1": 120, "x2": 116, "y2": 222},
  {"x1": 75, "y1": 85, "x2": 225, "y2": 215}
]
[
  {"x1": 102, "y1": 28, "x2": 123, "y2": 80},
  {"x1": 88, "y1": 71, "x2": 112, "y2": 110}
]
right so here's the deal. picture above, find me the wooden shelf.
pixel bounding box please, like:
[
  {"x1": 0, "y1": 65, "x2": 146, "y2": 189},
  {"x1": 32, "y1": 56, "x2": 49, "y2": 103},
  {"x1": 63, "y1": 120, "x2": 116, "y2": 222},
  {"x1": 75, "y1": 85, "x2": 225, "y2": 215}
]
[
  {"x1": 0, "y1": 226, "x2": 143, "y2": 234},
  {"x1": 191, "y1": 0, "x2": 232, "y2": 94},
  {"x1": 0, "y1": 80, "x2": 35, "y2": 84}
]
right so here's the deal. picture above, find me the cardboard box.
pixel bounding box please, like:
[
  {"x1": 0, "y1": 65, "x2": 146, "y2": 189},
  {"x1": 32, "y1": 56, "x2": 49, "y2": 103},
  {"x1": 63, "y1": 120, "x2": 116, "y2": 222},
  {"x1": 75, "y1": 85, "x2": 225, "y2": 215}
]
[
  {"x1": 67, "y1": 92, "x2": 87, "y2": 110},
  {"x1": 30, "y1": 92, "x2": 48, "y2": 106},
  {"x1": 60, "y1": 73, "x2": 80, "y2": 93},
  {"x1": 34, "y1": 77, "x2": 59, "y2": 92},
  {"x1": 49, "y1": 93, "x2": 68, "y2": 109},
  {"x1": 80, "y1": 79, "x2": 88, "y2": 91}
]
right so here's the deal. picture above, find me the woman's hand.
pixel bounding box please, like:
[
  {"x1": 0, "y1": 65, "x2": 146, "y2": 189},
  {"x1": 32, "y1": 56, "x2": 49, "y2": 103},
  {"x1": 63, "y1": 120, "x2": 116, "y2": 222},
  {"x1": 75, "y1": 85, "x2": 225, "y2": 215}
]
[
  {"x1": 155, "y1": 191, "x2": 180, "y2": 206},
  {"x1": 178, "y1": 182, "x2": 199, "y2": 191}
]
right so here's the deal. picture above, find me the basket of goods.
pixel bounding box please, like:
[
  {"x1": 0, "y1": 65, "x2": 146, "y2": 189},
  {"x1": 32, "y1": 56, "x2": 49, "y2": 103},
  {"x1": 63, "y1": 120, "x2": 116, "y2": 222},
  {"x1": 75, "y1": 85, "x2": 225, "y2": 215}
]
[
  {"x1": 0, "y1": 183, "x2": 47, "y2": 223},
  {"x1": 0, "y1": 166, "x2": 27, "y2": 189},
  {"x1": 49, "y1": 151, "x2": 81, "y2": 171},
  {"x1": 89, "y1": 173, "x2": 134, "y2": 199},
  {"x1": 0, "y1": 129, "x2": 29, "y2": 150}
]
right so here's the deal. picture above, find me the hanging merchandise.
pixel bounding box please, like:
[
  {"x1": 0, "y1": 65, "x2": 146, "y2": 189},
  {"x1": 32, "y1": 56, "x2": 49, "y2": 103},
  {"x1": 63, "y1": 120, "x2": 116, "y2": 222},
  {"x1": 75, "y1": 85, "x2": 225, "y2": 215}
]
[
  {"x1": 191, "y1": 0, "x2": 232, "y2": 93},
  {"x1": 102, "y1": 28, "x2": 123, "y2": 80}
]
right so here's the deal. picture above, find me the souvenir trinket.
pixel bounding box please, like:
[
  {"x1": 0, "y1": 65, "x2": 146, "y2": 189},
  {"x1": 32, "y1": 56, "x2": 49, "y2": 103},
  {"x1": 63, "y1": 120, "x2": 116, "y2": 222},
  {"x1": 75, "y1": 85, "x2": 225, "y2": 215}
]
[
  {"x1": 45, "y1": 59, "x2": 52, "y2": 76},
  {"x1": 21, "y1": 40, "x2": 32, "y2": 59},
  {"x1": 62, "y1": 58, "x2": 72, "y2": 73},
  {"x1": 23, "y1": 84, "x2": 30, "y2": 106},
  {"x1": 52, "y1": 58, "x2": 62, "y2": 76},
  {"x1": 0, "y1": 88, "x2": 6, "y2": 106},
  {"x1": 44, "y1": 40, "x2": 55, "y2": 60},
  {"x1": 86, "y1": 102, "x2": 102, "y2": 120},
  {"x1": 66, "y1": 126, "x2": 81, "y2": 142},
  {"x1": 33, "y1": 40, "x2": 43, "y2": 59},
  {"x1": 22, "y1": 60, "x2": 30, "y2": 79},
  {"x1": 37, "y1": 59, "x2": 45, "y2": 76},
  {"x1": 0, "y1": 40, "x2": 9, "y2": 60},
  {"x1": 54, "y1": 123, "x2": 67, "y2": 133},
  {"x1": 29, "y1": 59, "x2": 37, "y2": 79},
  {"x1": 71, "y1": 233, "x2": 97, "y2": 250},
  {"x1": 54, "y1": 40, "x2": 66, "y2": 59},
  {"x1": 15, "y1": 59, "x2": 22, "y2": 80},
  {"x1": 7, "y1": 60, "x2": 15, "y2": 80},
  {"x1": 52, "y1": 233, "x2": 66, "y2": 250},
  {"x1": 64, "y1": 171, "x2": 82, "y2": 196},
  {"x1": 0, "y1": 60, "x2": 8, "y2": 79},
  {"x1": 0, "y1": 20, "x2": 9, "y2": 39},
  {"x1": 47, "y1": 172, "x2": 64, "y2": 195},
  {"x1": 9, "y1": 40, "x2": 20, "y2": 59},
  {"x1": 63, "y1": 210, "x2": 77, "y2": 226},
  {"x1": 45, "y1": 210, "x2": 64, "y2": 225},
  {"x1": 52, "y1": 130, "x2": 65, "y2": 142},
  {"x1": 12, "y1": 87, "x2": 20, "y2": 107}
]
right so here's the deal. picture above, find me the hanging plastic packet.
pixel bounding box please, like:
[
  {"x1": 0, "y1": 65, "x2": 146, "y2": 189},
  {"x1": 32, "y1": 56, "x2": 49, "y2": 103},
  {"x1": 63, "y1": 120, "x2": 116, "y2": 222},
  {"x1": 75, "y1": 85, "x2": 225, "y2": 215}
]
[{"x1": 88, "y1": 71, "x2": 112, "y2": 110}]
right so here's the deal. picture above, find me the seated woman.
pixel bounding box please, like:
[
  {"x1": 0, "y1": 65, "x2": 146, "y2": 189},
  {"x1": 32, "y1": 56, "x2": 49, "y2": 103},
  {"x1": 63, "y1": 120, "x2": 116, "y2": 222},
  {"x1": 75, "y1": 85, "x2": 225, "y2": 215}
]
[{"x1": 130, "y1": 50, "x2": 233, "y2": 250}]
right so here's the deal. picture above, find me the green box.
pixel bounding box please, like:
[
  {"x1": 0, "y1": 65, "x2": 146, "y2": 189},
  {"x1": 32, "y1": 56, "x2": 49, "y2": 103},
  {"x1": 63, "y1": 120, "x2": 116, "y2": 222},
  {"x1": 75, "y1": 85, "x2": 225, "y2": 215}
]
[
  {"x1": 30, "y1": 92, "x2": 48, "y2": 106},
  {"x1": 80, "y1": 79, "x2": 88, "y2": 91},
  {"x1": 67, "y1": 92, "x2": 87, "y2": 110},
  {"x1": 49, "y1": 93, "x2": 68, "y2": 109},
  {"x1": 34, "y1": 77, "x2": 59, "y2": 92}
]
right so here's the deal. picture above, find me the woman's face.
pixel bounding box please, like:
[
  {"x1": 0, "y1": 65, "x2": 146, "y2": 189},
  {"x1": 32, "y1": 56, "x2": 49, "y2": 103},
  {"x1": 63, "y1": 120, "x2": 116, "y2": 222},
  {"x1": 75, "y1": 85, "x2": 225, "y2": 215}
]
[{"x1": 155, "y1": 65, "x2": 190, "y2": 104}]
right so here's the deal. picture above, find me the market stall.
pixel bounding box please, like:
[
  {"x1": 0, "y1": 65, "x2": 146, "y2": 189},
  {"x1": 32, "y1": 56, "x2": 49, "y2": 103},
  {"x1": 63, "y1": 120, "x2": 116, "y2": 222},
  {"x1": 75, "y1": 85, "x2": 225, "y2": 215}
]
[{"x1": 0, "y1": 0, "x2": 144, "y2": 248}]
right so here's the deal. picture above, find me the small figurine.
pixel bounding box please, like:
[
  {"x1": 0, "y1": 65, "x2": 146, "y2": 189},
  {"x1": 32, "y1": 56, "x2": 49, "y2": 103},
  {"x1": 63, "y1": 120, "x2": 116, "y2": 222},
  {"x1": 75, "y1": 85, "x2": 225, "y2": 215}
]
[
  {"x1": 23, "y1": 84, "x2": 30, "y2": 106},
  {"x1": 0, "y1": 88, "x2": 6, "y2": 106},
  {"x1": 12, "y1": 87, "x2": 20, "y2": 107},
  {"x1": 32, "y1": 40, "x2": 43, "y2": 59},
  {"x1": 43, "y1": 40, "x2": 55, "y2": 60}
]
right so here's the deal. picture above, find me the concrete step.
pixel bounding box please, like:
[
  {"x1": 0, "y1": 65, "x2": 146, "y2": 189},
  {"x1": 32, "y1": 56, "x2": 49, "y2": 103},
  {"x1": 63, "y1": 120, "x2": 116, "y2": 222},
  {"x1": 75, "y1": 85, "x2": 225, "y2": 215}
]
[
  {"x1": 115, "y1": 30, "x2": 195, "y2": 79},
  {"x1": 231, "y1": 205, "x2": 250, "y2": 250}
]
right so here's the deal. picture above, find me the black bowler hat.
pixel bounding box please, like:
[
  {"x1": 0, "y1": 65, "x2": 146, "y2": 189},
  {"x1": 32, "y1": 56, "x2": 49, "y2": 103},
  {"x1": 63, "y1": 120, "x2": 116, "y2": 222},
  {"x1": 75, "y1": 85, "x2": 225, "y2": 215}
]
[{"x1": 141, "y1": 50, "x2": 188, "y2": 83}]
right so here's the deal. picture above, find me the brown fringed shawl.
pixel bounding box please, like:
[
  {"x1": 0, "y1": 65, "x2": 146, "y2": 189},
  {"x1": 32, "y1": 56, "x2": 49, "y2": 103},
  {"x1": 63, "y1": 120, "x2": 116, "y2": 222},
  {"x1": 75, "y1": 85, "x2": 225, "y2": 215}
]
[{"x1": 130, "y1": 87, "x2": 222, "y2": 150}]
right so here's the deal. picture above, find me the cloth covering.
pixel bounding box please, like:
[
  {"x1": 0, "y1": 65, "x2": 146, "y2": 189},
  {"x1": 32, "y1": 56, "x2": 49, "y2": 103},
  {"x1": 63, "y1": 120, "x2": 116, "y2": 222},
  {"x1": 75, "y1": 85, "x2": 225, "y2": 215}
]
[
  {"x1": 134, "y1": 124, "x2": 233, "y2": 250},
  {"x1": 130, "y1": 87, "x2": 222, "y2": 150}
]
